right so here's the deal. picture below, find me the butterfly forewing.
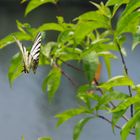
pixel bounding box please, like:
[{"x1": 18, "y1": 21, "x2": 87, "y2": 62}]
[
  {"x1": 13, "y1": 32, "x2": 42, "y2": 73},
  {"x1": 30, "y1": 32, "x2": 41, "y2": 60},
  {"x1": 30, "y1": 32, "x2": 42, "y2": 73}
]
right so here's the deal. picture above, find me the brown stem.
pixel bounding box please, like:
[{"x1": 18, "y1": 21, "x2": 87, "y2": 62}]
[
  {"x1": 59, "y1": 58, "x2": 82, "y2": 72},
  {"x1": 61, "y1": 69, "x2": 77, "y2": 87}
]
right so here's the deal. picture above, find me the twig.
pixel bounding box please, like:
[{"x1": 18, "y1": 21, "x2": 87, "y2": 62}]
[
  {"x1": 59, "y1": 58, "x2": 82, "y2": 72},
  {"x1": 61, "y1": 69, "x2": 77, "y2": 87},
  {"x1": 116, "y1": 42, "x2": 133, "y2": 118},
  {"x1": 98, "y1": 115, "x2": 135, "y2": 135},
  {"x1": 94, "y1": 78, "x2": 116, "y2": 108},
  {"x1": 94, "y1": 78, "x2": 104, "y2": 95}
]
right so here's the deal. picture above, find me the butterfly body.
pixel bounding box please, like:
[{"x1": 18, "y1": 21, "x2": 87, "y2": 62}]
[
  {"x1": 22, "y1": 52, "x2": 32, "y2": 73},
  {"x1": 13, "y1": 32, "x2": 41, "y2": 74}
]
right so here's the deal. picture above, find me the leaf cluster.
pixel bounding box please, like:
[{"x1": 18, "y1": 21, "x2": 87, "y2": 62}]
[{"x1": 1, "y1": 0, "x2": 140, "y2": 140}]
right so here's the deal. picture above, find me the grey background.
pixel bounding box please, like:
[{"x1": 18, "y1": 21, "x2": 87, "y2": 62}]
[{"x1": 0, "y1": 0, "x2": 137, "y2": 140}]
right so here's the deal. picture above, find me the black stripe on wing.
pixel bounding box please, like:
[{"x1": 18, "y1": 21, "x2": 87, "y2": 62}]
[{"x1": 30, "y1": 32, "x2": 41, "y2": 60}]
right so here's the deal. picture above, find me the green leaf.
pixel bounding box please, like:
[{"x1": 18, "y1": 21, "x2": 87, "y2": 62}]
[
  {"x1": 74, "y1": 20, "x2": 109, "y2": 44},
  {"x1": 38, "y1": 23, "x2": 64, "y2": 32},
  {"x1": 57, "y1": 16, "x2": 64, "y2": 24},
  {"x1": 96, "y1": 90, "x2": 129, "y2": 110},
  {"x1": 106, "y1": 0, "x2": 129, "y2": 6},
  {"x1": 21, "y1": 136, "x2": 25, "y2": 140},
  {"x1": 8, "y1": 53, "x2": 23, "y2": 86},
  {"x1": 136, "y1": 119, "x2": 140, "y2": 140},
  {"x1": 132, "y1": 26, "x2": 140, "y2": 50},
  {"x1": 116, "y1": 11, "x2": 140, "y2": 36},
  {"x1": 0, "y1": 32, "x2": 31, "y2": 49},
  {"x1": 77, "y1": 84, "x2": 94, "y2": 108},
  {"x1": 21, "y1": 0, "x2": 27, "y2": 3},
  {"x1": 103, "y1": 57, "x2": 111, "y2": 78},
  {"x1": 57, "y1": 30, "x2": 74, "y2": 44},
  {"x1": 90, "y1": 2, "x2": 111, "y2": 18},
  {"x1": 42, "y1": 67, "x2": 61, "y2": 100},
  {"x1": 99, "y1": 75, "x2": 134, "y2": 90},
  {"x1": 132, "y1": 84, "x2": 140, "y2": 93},
  {"x1": 55, "y1": 107, "x2": 87, "y2": 127},
  {"x1": 121, "y1": 0, "x2": 140, "y2": 17},
  {"x1": 103, "y1": 90, "x2": 128, "y2": 102},
  {"x1": 77, "y1": 11, "x2": 110, "y2": 27},
  {"x1": 58, "y1": 47, "x2": 81, "y2": 61},
  {"x1": 78, "y1": 89, "x2": 100, "y2": 102},
  {"x1": 112, "y1": 95, "x2": 140, "y2": 112},
  {"x1": 90, "y1": 42, "x2": 118, "y2": 52},
  {"x1": 25, "y1": 0, "x2": 58, "y2": 16},
  {"x1": 121, "y1": 110, "x2": 140, "y2": 140},
  {"x1": 74, "y1": 22, "x2": 95, "y2": 44},
  {"x1": 112, "y1": 109, "x2": 127, "y2": 133},
  {"x1": 16, "y1": 20, "x2": 31, "y2": 33},
  {"x1": 73, "y1": 117, "x2": 93, "y2": 140},
  {"x1": 38, "y1": 137, "x2": 52, "y2": 140},
  {"x1": 112, "y1": 4, "x2": 122, "y2": 17},
  {"x1": 83, "y1": 51, "x2": 99, "y2": 83},
  {"x1": 41, "y1": 42, "x2": 58, "y2": 58},
  {"x1": 39, "y1": 53, "x2": 50, "y2": 65},
  {"x1": 97, "y1": 51, "x2": 117, "y2": 59},
  {"x1": 77, "y1": 84, "x2": 101, "y2": 105}
]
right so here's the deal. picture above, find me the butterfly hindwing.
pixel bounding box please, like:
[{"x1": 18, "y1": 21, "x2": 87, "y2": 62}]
[{"x1": 13, "y1": 36, "x2": 30, "y2": 73}]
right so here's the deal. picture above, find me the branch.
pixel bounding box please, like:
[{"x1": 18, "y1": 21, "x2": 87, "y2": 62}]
[
  {"x1": 59, "y1": 58, "x2": 82, "y2": 72},
  {"x1": 59, "y1": 57, "x2": 130, "y2": 121},
  {"x1": 61, "y1": 69, "x2": 78, "y2": 87},
  {"x1": 116, "y1": 42, "x2": 133, "y2": 118},
  {"x1": 98, "y1": 115, "x2": 135, "y2": 135}
]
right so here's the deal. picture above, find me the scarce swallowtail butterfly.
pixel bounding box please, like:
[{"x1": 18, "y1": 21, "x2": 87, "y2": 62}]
[{"x1": 13, "y1": 32, "x2": 41, "y2": 74}]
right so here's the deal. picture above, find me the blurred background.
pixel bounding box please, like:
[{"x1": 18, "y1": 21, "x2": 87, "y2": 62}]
[{"x1": 0, "y1": 0, "x2": 138, "y2": 140}]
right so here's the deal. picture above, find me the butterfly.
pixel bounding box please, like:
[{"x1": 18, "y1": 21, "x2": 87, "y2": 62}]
[{"x1": 13, "y1": 32, "x2": 41, "y2": 73}]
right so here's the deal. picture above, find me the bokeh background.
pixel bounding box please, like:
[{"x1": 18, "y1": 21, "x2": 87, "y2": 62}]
[{"x1": 0, "y1": 0, "x2": 138, "y2": 140}]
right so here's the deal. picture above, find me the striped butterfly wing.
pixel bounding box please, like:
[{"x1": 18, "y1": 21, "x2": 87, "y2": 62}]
[
  {"x1": 30, "y1": 32, "x2": 41, "y2": 73},
  {"x1": 13, "y1": 36, "x2": 30, "y2": 73}
]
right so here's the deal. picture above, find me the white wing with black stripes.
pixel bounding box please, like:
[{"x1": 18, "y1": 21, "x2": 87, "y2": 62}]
[
  {"x1": 30, "y1": 32, "x2": 42, "y2": 73},
  {"x1": 13, "y1": 32, "x2": 42, "y2": 73}
]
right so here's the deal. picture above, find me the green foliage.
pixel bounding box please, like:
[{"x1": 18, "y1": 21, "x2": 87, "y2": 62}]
[
  {"x1": 121, "y1": 110, "x2": 140, "y2": 140},
  {"x1": 42, "y1": 67, "x2": 61, "y2": 101},
  {"x1": 8, "y1": 53, "x2": 23, "y2": 86},
  {"x1": 96, "y1": 91, "x2": 129, "y2": 110},
  {"x1": 73, "y1": 117, "x2": 93, "y2": 140},
  {"x1": 112, "y1": 110, "x2": 127, "y2": 133},
  {"x1": 99, "y1": 76, "x2": 134, "y2": 90},
  {"x1": 25, "y1": 0, "x2": 58, "y2": 16},
  {"x1": 38, "y1": 137, "x2": 52, "y2": 140},
  {"x1": 21, "y1": 136, "x2": 53, "y2": 140},
  {"x1": 136, "y1": 120, "x2": 140, "y2": 140},
  {"x1": 106, "y1": 0, "x2": 129, "y2": 6},
  {"x1": 1, "y1": 0, "x2": 140, "y2": 139},
  {"x1": 132, "y1": 26, "x2": 140, "y2": 50},
  {"x1": 55, "y1": 107, "x2": 88, "y2": 127},
  {"x1": 112, "y1": 95, "x2": 140, "y2": 112},
  {"x1": 83, "y1": 51, "x2": 99, "y2": 83}
]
